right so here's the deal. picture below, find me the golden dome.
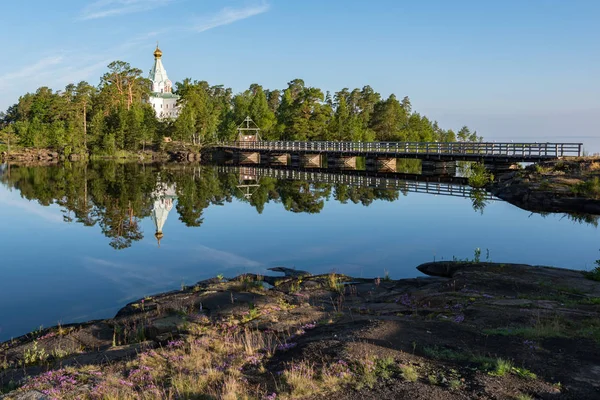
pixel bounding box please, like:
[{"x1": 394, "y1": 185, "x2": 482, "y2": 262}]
[
  {"x1": 155, "y1": 231, "x2": 164, "y2": 247},
  {"x1": 154, "y1": 46, "x2": 163, "y2": 59}
]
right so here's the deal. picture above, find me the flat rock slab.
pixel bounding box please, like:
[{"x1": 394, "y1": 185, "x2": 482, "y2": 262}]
[
  {"x1": 1, "y1": 391, "x2": 48, "y2": 400},
  {"x1": 199, "y1": 291, "x2": 273, "y2": 317}
]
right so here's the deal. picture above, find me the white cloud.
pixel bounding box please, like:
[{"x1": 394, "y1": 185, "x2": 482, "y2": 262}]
[
  {"x1": 0, "y1": 192, "x2": 64, "y2": 223},
  {"x1": 191, "y1": 244, "x2": 262, "y2": 268},
  {"x1": 194, "y1": 2, "x2": 270, "y2": 33},
  {"x1": 0, "y1": 56, "x2": 64, "y2": 90},
  {"x1": 80, "y1": 0, "x2": 174, "y2": 20}
]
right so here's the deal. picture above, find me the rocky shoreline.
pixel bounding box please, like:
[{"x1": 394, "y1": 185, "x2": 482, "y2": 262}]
[
  {"x1": 0, "y1": 149, "x2": 202, "y2": 164},
  {"x1": 1, "y1": 262, "x2": 599, "y2": 399},
  {"x1": 489, "y1": 158, "x2": 600, "y2": 215}
]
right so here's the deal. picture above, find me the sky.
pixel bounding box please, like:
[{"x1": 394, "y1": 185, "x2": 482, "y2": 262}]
[{"x1": 1, "y1": 0, "x2": 599, "y2": 150}]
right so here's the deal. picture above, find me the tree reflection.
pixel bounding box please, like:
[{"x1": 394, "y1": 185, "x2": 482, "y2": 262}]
[
  {"x1": 4, "y1": 162, "x2": 588, "y2": 250},
  {"x1": 470, "y1": 188, "x2": 489, "y2": 215}
]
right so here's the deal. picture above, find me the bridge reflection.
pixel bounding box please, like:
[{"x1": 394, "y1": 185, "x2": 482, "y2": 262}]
[{"x1": 216, "y1": 164, "x2": 497, "y2": 200}]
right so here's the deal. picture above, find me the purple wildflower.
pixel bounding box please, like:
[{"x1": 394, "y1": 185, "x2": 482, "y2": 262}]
[
  {"x1": 167, "y1": 340, "x2": 185, "y2": 348},
  {"x1": 302, "y1": 322, "x2": 317, "y2": 330},
  {"x1": 453, "y1": 314, "x2": 465, "y2": 323},
  {"x1": 277, "y1": 342, "x2": 297, "y2": 351}
]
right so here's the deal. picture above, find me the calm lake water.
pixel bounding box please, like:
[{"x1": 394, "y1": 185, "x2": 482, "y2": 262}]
[{"x1": 0, "y1": 162, "x2": 599, "y2": 341}]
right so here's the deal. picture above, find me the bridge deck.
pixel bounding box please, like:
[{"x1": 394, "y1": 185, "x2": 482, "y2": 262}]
[{"x1": 217, "y1": 141, "x2": 582, "y2": 162}]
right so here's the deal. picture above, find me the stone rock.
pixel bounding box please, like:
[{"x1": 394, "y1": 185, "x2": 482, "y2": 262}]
[
  {"x1": 6, "y1": 391, "x2": 48, "y2": 400},
  {"x1": 417, "y1": 262, "x2": 473, "y2": 278},
  {"x1": 268, "y1": 267, "x2": 311, "y2": 277},
  {"x1": 148, "y1": 315, "x2": 188, "y2": 337}
]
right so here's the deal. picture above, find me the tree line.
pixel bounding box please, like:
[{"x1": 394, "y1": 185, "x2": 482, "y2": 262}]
[{"x1": 0, "y1": 61, "x2": 482, "y2": 156}]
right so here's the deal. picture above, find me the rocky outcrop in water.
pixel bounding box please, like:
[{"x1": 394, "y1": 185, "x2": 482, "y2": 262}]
[{"x1": 489, "y1": 158, "x2": 600, "y2": 215}]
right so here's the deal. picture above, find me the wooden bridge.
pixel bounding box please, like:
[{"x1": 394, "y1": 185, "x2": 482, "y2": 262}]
[
  {"x1": 217, "y1": 141, "x2": 583, "y2": 164},
  {"x1": 217, "y1": 165, "x2": 497, "y2": 200}
]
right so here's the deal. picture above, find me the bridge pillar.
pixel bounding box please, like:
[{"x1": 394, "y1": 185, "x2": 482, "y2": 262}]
[
  {"x1": 366, "y1": 157, "x2": 397, "y2": 172},
  {"x1": 291, "y1": 153, "x2": 322, "y2": 168},
  {"x1": 483, "y1": 163, "x2": 519, "y2": 174},
  {"x1": 328, "y1": 155, "x2": 357, "y2": 170},
  {"x1": 268, "y1": 153, "x2": 289, "y2": 165},
  {"x1": 236, "y1": 152, "x2": 260, "y2": 164},
  {"x1": 421, "y1": 160, "x2": 457, "y2": 176}
]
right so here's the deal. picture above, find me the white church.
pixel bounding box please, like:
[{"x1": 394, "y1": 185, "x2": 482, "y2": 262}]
[{"x1": 147, "y1": 46, "x2": 180, "y2": 119}]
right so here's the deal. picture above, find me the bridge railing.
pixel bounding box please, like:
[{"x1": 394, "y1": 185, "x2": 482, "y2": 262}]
[{"x1": 219, "y1": 141, "x2": 583, "y2": 157}]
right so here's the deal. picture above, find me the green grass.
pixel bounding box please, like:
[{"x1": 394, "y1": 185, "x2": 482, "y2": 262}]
[
  {"x1": 484, "y1": 317, "x2": 600, "y2": 343},
  {"x1": 427, "y1": 374, "x2": 439, "y2": 385},
  {"x1": 511, "y1": 366, "x2": 537, "y2": 380},
  {"x1": 489, "y1": 358, "x2": 512, "y2": 377},
  {"x1": 327, "y1": 273, "x2": 344, "y2": 293},
  {"x1": 448, "y1": 379, "x2": 463, "y2": 390},
  {"x1": 375, "y1": 356, "x2": 397, "y2": 380},
  {"x1": 400, "y1": 365, "x2": 419, "y2": 382},
  {"x1": 571, "y1": 177, "x2": 600, "y2": 198},
  {"x1": 515, "y1": 394, "x2": 534, "y2": 400},
  {"x1": 422, "y1": 346, "x2": 494, "y2": 370},
  {"x1": 583, "y1": 262, "x2": 600, "y2": 282}
]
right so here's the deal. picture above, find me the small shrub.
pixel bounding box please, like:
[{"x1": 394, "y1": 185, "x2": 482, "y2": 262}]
[
  {"x1": 515, "y1": 394, "x2": 534, "y2": 400},
  {"x1": 572, "y1": 177, "x2": 600, "y2": 198},
  {"x1": 375, "y1": 356, "x2": 396, "y2": 380},
  {"x1": 490, "y1": 358, "x2": 512, "y2": 377},
  {"x1": 353, "y1": 357, "x2": 378, "y2": 390},
  {"x1": 327, "y1": 273, "x2": 344, "y2": 293},
  {"x1": 282, "y1": 362, "x2": 318, "y2": 398},
  {"x1": 400, "y1": 365, "x2": 419, "y2": 382},
  {"x1": 383, "y1": 270, "x2": 391, "y2": 281},
  {"x1": 427, "y1": 374, "x2": 439, "y2": 385},
  {"x1": 512, "y1": 366, "x2": 537, "y2": 380},
  {"x1": 584, "y1": 261, "x2": 600, "y2": 281},
  {"x1": 468, "y1": 163, "x2": 494, "y2": 188},
  {"x1": 449, "y1": 379, "x2": 462, "y2": 390},
  {"x1": 23, "y1": 341, "x2": 48, "y2": 366}
]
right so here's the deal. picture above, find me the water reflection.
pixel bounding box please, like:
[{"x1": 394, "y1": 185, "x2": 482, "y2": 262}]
[
  {"x1": 151, "y1": 181, "x2": 177, "y2": 247},
  {"x1": 0, "y1": 162, "x2": 597, "y2": 251}
]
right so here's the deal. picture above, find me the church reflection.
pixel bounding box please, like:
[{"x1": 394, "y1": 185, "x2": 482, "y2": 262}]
[{"x1": 150, "y1": 181, "x2": 177, "y2": 247}]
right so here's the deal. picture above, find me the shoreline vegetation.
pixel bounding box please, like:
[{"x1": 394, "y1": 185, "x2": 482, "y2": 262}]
[{"x1": 1, "y1": 262, "x2": 599, "y2": 399}]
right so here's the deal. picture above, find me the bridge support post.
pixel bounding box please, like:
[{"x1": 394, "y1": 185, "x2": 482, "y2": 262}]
[
  {"x1": 328, "y1": 155, "x2": 357, "y2": 170},
  {"x1": 483, "y1": 163, "x2": 519, "y2": 173},
  {"x1": 291, "y1": 153, "x2": 322, "y2": 168},
  {"x1": 366, "y1": 157, "x2": 397, "y2": 172},
  {"x1": 235, "y1": 152, "x2": 260, "y2": 164},
  {"x1": 268, "y1": 153, "x2": 289, "y2": 165},
  {"x1": 421, "y1": 160, "x2": 457, "y2": 176}
]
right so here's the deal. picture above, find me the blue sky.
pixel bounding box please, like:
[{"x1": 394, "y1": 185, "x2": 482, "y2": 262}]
[{"x1": 1, "y1": 0, "x2": 599, "y2": 149}]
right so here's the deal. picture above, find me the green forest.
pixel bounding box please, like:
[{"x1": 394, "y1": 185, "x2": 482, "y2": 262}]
[{"x1": 0, "y1": 61, "x2": 481, "y2": 156}]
